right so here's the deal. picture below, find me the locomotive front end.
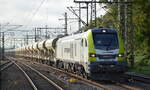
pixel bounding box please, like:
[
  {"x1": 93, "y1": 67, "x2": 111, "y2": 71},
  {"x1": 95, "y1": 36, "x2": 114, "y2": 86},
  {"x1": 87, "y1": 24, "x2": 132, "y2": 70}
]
[{"x1": 87, "y1": 28, "x2": 127, "y2": 80}]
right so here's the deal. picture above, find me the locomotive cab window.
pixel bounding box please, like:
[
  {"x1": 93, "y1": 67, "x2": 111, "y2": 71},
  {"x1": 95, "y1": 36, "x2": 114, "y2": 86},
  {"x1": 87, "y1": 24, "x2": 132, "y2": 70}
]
[{"x1": 93, "y1": 33, "x2": 119, "y2": 50}]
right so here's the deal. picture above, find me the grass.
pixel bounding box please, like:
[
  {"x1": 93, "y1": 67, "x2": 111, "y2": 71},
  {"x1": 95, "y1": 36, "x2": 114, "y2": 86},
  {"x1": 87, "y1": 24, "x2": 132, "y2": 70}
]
[
  {"x1": 127, "y1": 48, "x2": 150, "y2": 76},
  {"x1": 0, "y1": 60, "x2": 5, "y2": 65},
  {"x1": 128, "y1": 65, "x2": 150, "y2": 76},
  {"x1": 0, "y1": 60, "x2": 3, "y2": 64}
]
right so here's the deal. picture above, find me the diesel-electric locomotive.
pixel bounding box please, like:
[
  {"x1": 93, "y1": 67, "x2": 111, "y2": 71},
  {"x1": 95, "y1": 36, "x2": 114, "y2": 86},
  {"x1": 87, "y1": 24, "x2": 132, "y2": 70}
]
[{"x1": 13, "y1": 28, "x2": 128, "y2": 80}]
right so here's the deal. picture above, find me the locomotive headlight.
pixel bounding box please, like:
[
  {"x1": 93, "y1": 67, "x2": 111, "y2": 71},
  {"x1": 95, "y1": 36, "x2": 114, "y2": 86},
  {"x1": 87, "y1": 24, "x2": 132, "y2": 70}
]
[
  {"x1": 118, "y1": 53, "x2": 124, "y2": 57},
  {"x1": 89, "y1": 53, "x2": 96, "y2": 57},
  {"x1": 102, "y1": 29, "x2": 106, "y2": 33}
]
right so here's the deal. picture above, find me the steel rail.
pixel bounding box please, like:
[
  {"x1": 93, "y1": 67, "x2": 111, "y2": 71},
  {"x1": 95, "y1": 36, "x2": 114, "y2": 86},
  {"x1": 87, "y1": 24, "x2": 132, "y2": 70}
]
[
  {"x1": 41, "y1": 64, "x2": 112, "y2": 90},
  {"x1": 9, "y1": 57, "x2": 141, "y2": 90},
  {"x1": 20, "y1": 62, "x2": 63, "y2": 90},
  {"x1": 0, "y1": 60, "x2": 10, "y2": 66},
  {"x1": 113, "y1": 82, "x2": 141, "y2": 90},
  {"x1": 124, "y1": 72, "x2": 150, "y2": 84},
  {"x1": 0, "y1": 61, "x2": 13, "y2": 71},
  {"x1": 12, "y1": 61, "x2": 38, "y2": 90},
  {"x1": 42, "y1": 63, "x2": 141, "y2": 90}
]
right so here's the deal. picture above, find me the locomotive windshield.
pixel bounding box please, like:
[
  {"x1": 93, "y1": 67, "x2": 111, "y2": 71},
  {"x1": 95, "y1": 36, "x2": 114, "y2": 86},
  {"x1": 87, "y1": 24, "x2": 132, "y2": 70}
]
[{"x1": 93, "y1": 33, "x2": 119, "y2": 50}]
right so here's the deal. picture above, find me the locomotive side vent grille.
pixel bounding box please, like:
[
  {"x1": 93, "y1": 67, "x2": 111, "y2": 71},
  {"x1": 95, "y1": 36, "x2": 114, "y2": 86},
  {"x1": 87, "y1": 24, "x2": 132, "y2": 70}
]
[{"x1": 97, "y1": 55, "x2": 116, "y2": 59}]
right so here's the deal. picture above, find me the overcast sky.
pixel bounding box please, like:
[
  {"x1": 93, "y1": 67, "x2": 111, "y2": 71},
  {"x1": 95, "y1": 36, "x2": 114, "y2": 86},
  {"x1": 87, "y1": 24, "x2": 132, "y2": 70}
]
[
  {"x1": 0, "y1": 0, "x2": 106, "y2": 48},
  {"x1": 0, "y1": 0, "x2": 106, "y2": 29},
  {"x1": 0, "y1": 0, "x2": 76, "y2": 27}
]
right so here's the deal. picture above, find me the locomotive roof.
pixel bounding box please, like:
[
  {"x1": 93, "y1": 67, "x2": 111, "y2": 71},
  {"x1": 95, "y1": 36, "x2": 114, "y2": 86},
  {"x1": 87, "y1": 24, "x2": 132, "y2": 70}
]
[
  {"x1": 57, "y1": 28, "x2": 118, "y2": 42},
  {"x1": 92, "y1": 28, "x2": 117, "y2": 33}
]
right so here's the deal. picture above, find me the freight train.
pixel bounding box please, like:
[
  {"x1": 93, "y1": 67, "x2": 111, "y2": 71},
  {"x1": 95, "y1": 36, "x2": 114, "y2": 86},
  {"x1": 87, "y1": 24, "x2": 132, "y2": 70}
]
[{"x1": 10, "y1": 28, "x2": 128, "y2": 80}]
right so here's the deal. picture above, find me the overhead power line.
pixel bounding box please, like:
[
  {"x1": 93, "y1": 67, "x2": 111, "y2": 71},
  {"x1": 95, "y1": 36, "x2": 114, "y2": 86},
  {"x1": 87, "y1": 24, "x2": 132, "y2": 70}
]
[
  {"x1": 25, "y1": 0, "x2": 46, "y2": 28},
  {"x1": 67, "y1": 7, "x2": 87, "y2": 26}
]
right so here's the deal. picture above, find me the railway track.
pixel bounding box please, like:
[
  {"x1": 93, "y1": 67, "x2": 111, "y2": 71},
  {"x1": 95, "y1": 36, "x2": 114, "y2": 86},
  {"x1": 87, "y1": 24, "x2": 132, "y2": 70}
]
[
  {"x1": 9, "y1": 56, "x2": 142, "y2": 90},
  {"x1": 45, "y1": 64, "x2": 112, "y2": 90},
  {"x1": 12, "y1": 60, "x2": 63, "y2": 90},
  {"x1": 1, "y1": 61, "x2": 33, "y2": 90},
  {"x1": 41, "y1": 62, "x2": 140, "y2": 90},
  {"x1": 14, "y1": 57, "x2": 141, "y2": 90},
  {"x1": 123, "y1": 72, "x2": 150, "y2": 84},
  {"x1": 0, "y1": 60, "x2": 13, "y2": 71},
  {"x1": 9, "y1": 57, "x2": 111, "y2": 90},
  {"x1": 10, "y1": 58, "x2": 104, "y2": 90}
]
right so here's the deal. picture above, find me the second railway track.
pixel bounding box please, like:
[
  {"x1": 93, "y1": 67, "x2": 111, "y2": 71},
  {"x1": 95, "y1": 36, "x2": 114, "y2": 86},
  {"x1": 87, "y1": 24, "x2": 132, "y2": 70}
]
[
  {"x1": 12, "y1": 60, "x2": 63, "y2": 90},
  {"x1": 0, "y1": 60, "x2": 13, "y2": 71}
]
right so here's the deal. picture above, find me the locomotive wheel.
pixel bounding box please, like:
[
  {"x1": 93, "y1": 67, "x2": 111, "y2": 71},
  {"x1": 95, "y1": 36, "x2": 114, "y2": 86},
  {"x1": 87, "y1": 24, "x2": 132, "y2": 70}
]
[
  {"x1": 78, "y1": 66, "x2": 88, "y2": 79},
  {"x1": 42, "y1": 60, "x2": 44, "y2": 64},
  {"x1": 58, "y1": 61, "x2": 64, "y2": 69},
  {"x1": 82, "y1": 71, "x2": 88, "y2": 79}
]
